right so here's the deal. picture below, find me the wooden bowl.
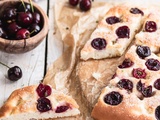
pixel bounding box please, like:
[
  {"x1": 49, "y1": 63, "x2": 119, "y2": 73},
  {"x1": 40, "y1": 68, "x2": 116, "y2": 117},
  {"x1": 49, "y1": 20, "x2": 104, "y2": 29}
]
[{"x1": 0, "y1": 0, "x2": 48, "y2": 53}]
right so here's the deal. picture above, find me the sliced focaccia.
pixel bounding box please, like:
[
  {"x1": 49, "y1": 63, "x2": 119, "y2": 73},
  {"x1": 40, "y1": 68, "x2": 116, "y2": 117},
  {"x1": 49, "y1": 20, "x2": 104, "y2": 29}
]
[
  {"x1": 80, "y1": 5, "x2": 146, "y2": 60},
  {"x1": 92, "y1": 45, "x2": 160, "y2": 120},
  {"x1": 0, "y1": 83, "x2": 80, "y2": 120},
  {"x1": 135, "y1": 7, "x2": 160, "y2": 53}
]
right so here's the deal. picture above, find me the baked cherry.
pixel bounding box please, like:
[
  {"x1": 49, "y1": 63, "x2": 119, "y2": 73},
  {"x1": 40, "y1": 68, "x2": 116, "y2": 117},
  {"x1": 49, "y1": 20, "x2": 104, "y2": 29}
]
[
  {"x1": 91, "y1": 38, "x2": 107, "y2": 50},
  {"x1": 16, "y1": 29, "x2": 30, "y2": 39},
  {"x1": 69, "y1": 0, "x2": 79, "y2": 6},
  {"x1": 154, "y1": 79, "x2": 160, "y2": 90},
  {"x1": 130, "y1": 8, "x2": 144, "y2": 16},
  {"x1": 155, "y1": 105, "x2": 160, "y2": 120},
  {"x1": 116, "y1": 26, "x2": 130, "y2": 38},
  {"x1": 55, "y1": 105, "x2": 69, "y2": 113},
  {"x1": 8, "y1": 66, "x2": 22, "y2": 81},
  {"x1": 137, "y1": 80, "x2": 143, "y2": 92},
  {"x1": 17, "y1": 12, "x2": 33, "y2": 27},
  {"x1": 145, "y1": 58, "x2": 160, "y2": 71},
  {"x1": 80, "y1": 0, "x2": 91, "y2": 11},
  {"x1": 36, "y1": 83, "x2": 52, "y2": 98},
  {"x1": 145, "y1": 21, "x2": 157, "y2": 32},
  {"x1": 141, "y1": 85, "x2": 152, "y2": 97},
  {"x1": 118, "y1": 58, "x2": 134, "y2": 68},
  {"x1": 132, "y1": 68, "x2": 146, "y2": 79},
  {"x1": 136, "y1": 46, "x2": 151, "y2": 59},
  {"x1": 104, "y1": 91, "x2": 123, "y2": 105},
  {"x1": 117, "y1": 79, "x2": 133, "y2": 92},
  {"x1": 136, "y1": 81, "x2": 152, "y2": 97},
  {"x1": 106, "y1": 16, "x2": 121, "y2": 25},
  {"x1": 37, "y1": 97, "x2": 52, "y2": 112}
]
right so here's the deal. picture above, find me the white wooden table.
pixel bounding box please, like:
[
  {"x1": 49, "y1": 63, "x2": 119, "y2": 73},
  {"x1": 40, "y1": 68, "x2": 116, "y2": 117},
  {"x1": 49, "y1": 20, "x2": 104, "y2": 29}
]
[{"x1": 0, "y1": 0, "x2": 63, "y2": 107}]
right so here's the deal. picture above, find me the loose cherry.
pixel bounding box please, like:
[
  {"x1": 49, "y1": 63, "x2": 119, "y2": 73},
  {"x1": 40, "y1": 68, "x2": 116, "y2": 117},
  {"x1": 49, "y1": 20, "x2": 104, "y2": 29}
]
[
  {"x1": 69, "y1": 0, "x2": 79, "y2": 6},
  {"x1": 0, "y1": 61, "x2": 22, "y2": 81},
  {"x1": 80, "y1": 0, "x2": 92, "y2": 11}
]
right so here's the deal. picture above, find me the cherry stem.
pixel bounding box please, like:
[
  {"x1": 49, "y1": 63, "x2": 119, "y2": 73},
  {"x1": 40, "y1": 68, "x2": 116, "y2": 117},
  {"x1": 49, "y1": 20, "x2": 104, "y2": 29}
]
[
  {"x1": 20, "y1": 0, "x2": 26, "y2": 12},
  {"x1": 0, "y1": 61, "x2": 10, "y2": 69},
  {"x1": 30, "y1": 29, "x2": 35, "y2": 35},
  {"x1": 29, "y1": 0, "x2": 34, "y2": 13}
]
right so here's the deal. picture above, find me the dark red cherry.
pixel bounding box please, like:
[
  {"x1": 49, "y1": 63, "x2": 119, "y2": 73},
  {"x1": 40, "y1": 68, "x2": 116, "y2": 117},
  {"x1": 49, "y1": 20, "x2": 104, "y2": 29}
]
[
  {"x1": 116, "y1": 26, "x2": 130, "y2": 38},
  {"x1": 145, "y1": 58, "x2": 160, "y2": 71},
  {"x1": 18, "y1": 3, "x2": 32, "y2": 12},
  {"x1": 2, "y1": 8, "x2": 17, "y2": 21},
  {"x1": 17, "y1": 12, "x2": 33, "y2": 27},
  {"x1": 155, "y1": 106, "x2": 160, "y2": 120},
  {"x1": 8, "y1": 66, "x2": 22, "y2": 81},
  {"x1": 130, "y1": 8, "x2": 144, "y2": 16},
  {"x1": 0, "y1": 19, "x2": 3, "y2": 27},
  {"x1": 36, "y1": 83, "x2": 52, "y2": 98},
  {"x1": 145, "y1": 21, "x2": 157, "y2": 32},
  {"x1": 69, "y1": 0, "x2": 79, "y2": 6},
  {"x1": 154, "y1": 79, "x2": 160, "y2": 90},
  {"x1": 28, "y1": 23, "x2": 41, "y2": 36},
  {"x1": 80, "y1": 0, "x2": 91, "y2": 11},
  {"x1": 55, "y1": 105, "x2": 69, "y2": 113},
  {"x1": 137, "y1": 80, "x2": 143, "y2": 92},
  {"x1": 106, "y1": 16, "x2": 121, "y2": 25},
  {"x1": 7, "y1": 22, "x2": 21, "y2": 35},
  {"x1": 137, "y1": 81, "x2": 153, "y2": 97},
  {"x1": 32, "y1": 12, "x2": 41, "y2": 24},
  {"x1": 136, "y1": 46, "x2": 151, "y2": 59},
  {"x1": 132, "y1": 68, "x2": 147, "y2": 79},
  {"x1": 0, "y1": 27, "x2": 8, "y2": 39},
  {"x1": 37, "y1": 98, "x2": 52, "y2": 112},
  {"x1": 118, "y1": 58, "x2": 134, "y2": 68},
  {"x1": 117, "y1": 79, "x2": 133, "y2": 92},
  {"x1": 16, "y1": 29, "x2": 30, "y2": 40},
  {"x1": 104, "y1": 91, "x2": 123, "y2": 105},
  {"x1": 141, "y1": 85, "x2": 152, "y2": 97},
  {"x1": 91, "y1": 38, "x2": 107, "y2": 50},
  {"x1": 111, "y1": 73, "x2": 117, "y2": 79}
]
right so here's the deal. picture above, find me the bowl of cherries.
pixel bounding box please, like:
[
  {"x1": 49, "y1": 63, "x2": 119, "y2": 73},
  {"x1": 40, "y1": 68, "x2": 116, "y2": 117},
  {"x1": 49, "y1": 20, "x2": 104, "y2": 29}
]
[{"x1": 0, "y1": 0, "x2": 48, "y2": 53}]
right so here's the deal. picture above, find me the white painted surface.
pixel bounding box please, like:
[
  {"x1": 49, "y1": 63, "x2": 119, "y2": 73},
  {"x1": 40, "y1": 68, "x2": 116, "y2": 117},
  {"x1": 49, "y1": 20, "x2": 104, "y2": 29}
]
[{"x1": 0, "y1": 0, "x2": 49, "y2": 106}]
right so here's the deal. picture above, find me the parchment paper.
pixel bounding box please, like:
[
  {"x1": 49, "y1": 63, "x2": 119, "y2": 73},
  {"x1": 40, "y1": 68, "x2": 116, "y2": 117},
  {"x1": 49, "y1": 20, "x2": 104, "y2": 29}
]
[{"x1": 43, "y1": 0, "x2": 160, "y2": 120}]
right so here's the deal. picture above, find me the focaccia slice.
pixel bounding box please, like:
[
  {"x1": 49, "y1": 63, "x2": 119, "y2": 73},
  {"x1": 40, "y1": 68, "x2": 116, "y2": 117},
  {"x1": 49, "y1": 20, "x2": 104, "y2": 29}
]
[
  {"x1": 92, "y1": 45, "x2": 160, "y2": 120},
  {"x1": 0, "y1": 83, "x2": 80, "y2": 120},
  {"x1": 80, "y1": 5, "x2": 145, "y2": 60},
  {"x1": 135, "y1": 7, "x2": 160, "y2": 53}
]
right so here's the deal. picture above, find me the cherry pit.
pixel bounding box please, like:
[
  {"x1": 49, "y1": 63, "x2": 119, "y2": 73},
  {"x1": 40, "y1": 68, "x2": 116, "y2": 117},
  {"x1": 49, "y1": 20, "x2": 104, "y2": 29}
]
[{"x1": 0, "y1": 1, "x2": 43, "y2": 40}]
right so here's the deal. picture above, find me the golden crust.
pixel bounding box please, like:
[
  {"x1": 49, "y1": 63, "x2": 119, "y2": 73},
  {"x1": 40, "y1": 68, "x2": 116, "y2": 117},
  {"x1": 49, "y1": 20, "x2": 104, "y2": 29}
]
[
  {"x1": 0, "y1": 85, "x2": 38, "y2": 117},
  {"x1": 0, "y1": 84, "x2": 79, "y2": 119},
  {"x1": 91, "y1": 87, "x2": 154, "y2": 120},
  {"x1": 80, "y1": 4, "x2": 145, "y2": 60},
  {"x1": 92, "y1": 44, "x2": 160, "y2": 120}
]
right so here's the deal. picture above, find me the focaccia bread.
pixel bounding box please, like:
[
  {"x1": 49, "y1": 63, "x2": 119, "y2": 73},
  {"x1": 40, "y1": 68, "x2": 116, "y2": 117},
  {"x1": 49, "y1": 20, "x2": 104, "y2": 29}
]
[
  {"x1": 80, "y1": 4, "x2": 146, "y2": 60},
  {"x1": 0, "y1": 83, "x2": 80, "y2": 120},
  {"x1": 135, "y1": 7, "x2": 160, "y2": 53},
  {"x1": 92, "y1": 45, "x2": 160, "y2": 120}
]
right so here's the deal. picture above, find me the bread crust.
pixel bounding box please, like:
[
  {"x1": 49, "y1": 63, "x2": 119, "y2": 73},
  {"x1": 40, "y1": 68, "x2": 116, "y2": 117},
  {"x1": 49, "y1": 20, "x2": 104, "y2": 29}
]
[{"x1": 0, "y1": 84, "x2": 79, "y2": 119}]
